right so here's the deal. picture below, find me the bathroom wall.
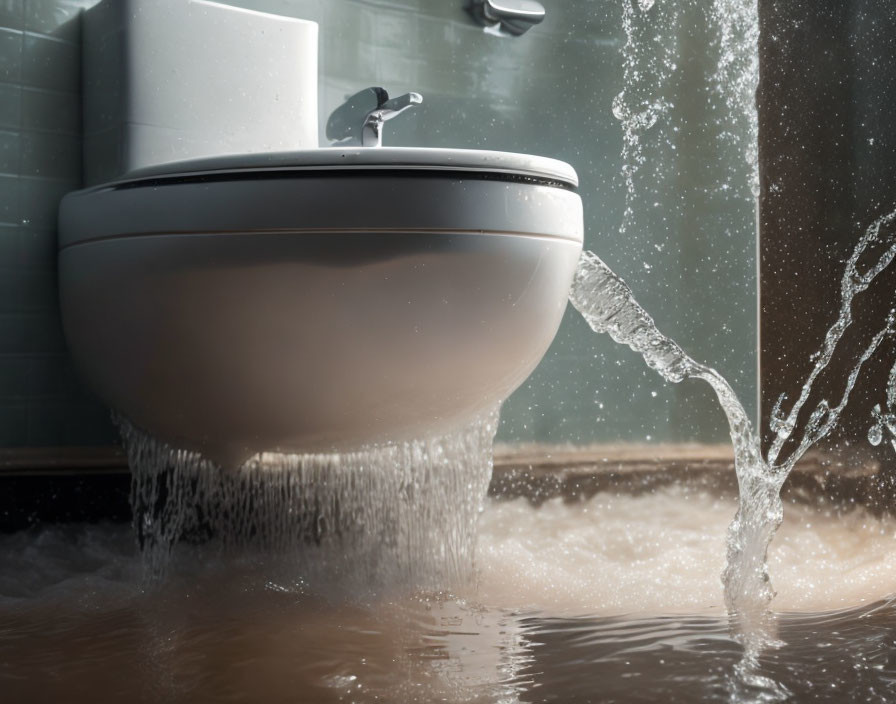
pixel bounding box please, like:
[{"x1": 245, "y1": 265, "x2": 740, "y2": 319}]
[
  {"x1": 0, "y1": 0, "x2": 117, "y2": 447},
  {"x1": 0, "y1": 0, "x2": 759, "y2": 455}
]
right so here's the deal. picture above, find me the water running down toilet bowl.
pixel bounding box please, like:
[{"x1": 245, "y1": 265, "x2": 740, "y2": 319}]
[{"x1": 58, "y1": 147, "x2": 583, "y2": 468}]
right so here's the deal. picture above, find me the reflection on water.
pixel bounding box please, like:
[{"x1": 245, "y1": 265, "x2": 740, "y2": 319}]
[{"x1": 2, "y1": 489, "x2": 895, "y2": 703}]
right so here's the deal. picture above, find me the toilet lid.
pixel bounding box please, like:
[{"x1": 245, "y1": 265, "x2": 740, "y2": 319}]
[{"x1": 118, "y1": 147, "x2": 579, "y2": 189}]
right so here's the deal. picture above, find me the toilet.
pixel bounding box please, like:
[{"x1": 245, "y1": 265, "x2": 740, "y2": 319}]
[{"x1": 58, "y1": 0, "x2": 583, "y2": 468}]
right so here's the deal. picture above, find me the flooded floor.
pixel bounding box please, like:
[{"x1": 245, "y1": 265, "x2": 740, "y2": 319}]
[{"x1": 2, "y1": 487, "x2": 896, "y2": 702}]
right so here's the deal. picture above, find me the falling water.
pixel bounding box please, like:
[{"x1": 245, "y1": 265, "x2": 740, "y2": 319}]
[
  {"x1": 116, "y1": 409, "x2": 499, "y2": 594},
  {"x1": 868, "y1": 333, "x2": 896, "y2": 452},
  {"x1": 570, "y1": 205, "x2": 896, "y2": 683},
  {"x1": 597, "y1": 0, "x2": 896, "y2": 686}
]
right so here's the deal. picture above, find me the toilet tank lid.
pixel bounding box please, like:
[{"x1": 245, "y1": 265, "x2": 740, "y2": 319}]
[{"x1": 119, "y1": 147, "x2": 579, "y2": 189}]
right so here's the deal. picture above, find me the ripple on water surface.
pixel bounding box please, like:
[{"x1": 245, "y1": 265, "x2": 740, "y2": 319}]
[{"x1": 1, "y1": 488, "x2": 895, "y2": 703}]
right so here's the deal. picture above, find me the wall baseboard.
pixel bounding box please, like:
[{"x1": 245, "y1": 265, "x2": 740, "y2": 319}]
[{"x1": 0, "y1": 446, "x2": 128, "y2": 475}]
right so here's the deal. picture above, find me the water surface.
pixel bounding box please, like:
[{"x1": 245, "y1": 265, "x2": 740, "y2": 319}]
[{"x1": 3, "y1": 487, "x2": 895, "y2": 703}]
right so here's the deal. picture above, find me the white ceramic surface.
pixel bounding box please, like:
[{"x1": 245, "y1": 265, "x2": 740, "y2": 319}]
[
  {"x1": 82, "y1": 0, "x2": 318, "y2": 186},
  {"x1": 59, "y1": 151, "x2": 583, "y2": 467}
]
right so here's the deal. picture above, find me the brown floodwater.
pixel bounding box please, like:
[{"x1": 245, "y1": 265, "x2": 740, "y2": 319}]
[{"x1": 2, "y1": 487, "x2": 896, "y2": 703}]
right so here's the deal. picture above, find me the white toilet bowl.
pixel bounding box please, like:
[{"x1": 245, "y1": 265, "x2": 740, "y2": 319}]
[{"x1": 58, "y1": 147, "x2": 583, "y2": 467}]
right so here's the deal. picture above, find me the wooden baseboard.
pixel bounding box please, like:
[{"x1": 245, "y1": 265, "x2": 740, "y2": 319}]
[
  {"x1": 0, "y1": 446, "x2": 128, "y2": 475},
  {"x1": 0, "y1": 442, "x2": 877, "y2": 477}
]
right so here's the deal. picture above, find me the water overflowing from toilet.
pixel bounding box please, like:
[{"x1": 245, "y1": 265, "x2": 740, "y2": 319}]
[
  {"x1": 569, "y1": 209, "x2": 896, "y2": 686},
  {"x1": 583, "y1": 0, "x2": 896, "y2": 692},
  {"x1": 116, "y1": 410, "x2": 499, "y2": 595}
]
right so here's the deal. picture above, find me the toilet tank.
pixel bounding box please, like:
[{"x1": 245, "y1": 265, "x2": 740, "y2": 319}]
[{"x1": 81, "y1": 0, "x2": 318, "y2": 186}]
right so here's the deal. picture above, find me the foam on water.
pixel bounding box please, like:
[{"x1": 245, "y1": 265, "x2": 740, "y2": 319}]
[
  {"x1": 117, "y1": 409, "x2": 499, "y2": 595},
  {"x1": 477, "y1": 490, "x2": 896, "y2": 616}
]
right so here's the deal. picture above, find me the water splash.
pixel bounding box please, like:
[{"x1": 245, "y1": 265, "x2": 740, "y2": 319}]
[
  {"x1": 868, "y1": 356, "x2": 896, "y2": 451},
  {"x1": 570, "y1": 206, "x2": 896, "y2": 679},
  {"x1": 614, "y1": 0, "x2": 675, "y2": 238},
  {"x1": 607, "y1": 0, "x2": 896, "y2": 687},
  {"x1": 766, "y1": 209, "x2": 896, "y2": 470},
  {"x1": 710, "y1": 0, "x2": 761, "y2": 196},
  {"x1": 117, "y1": 410, "x2": 499, "y2": 595},
  {"x1": 569, "y1": 251, "x2": 767, "y2": 614},
  {"x1": 615, "y1": 0, "x2": 759, "y2": 231}
]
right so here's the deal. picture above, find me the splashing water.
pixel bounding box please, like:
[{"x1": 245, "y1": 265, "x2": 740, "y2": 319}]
[
  {"x1": 606, "y1": 0, "x2": 896, "y2": 687},
  {"x1": 116, "y1": 410, "x2": 499, "y2": 594},
  {"x1": 615, "y1": 0, "x2": 759, "y2": 232},
  {"x1": 570, "y1": 206, "x2": 896, "y2": 678},
  {"x1": 614, "y1": 0, "x2": 673, "y2": 238},
  {"x1": 711, "y1": 0, "x2": 761, "y2": 196},
  {"x1": 868, "y1": 358, "x2": 896, "y2": 450}
]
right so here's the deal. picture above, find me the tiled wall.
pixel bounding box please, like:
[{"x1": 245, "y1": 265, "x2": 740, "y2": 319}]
[
  {"x1": 1, "y1": 0, "x2": 758, "y2": 452},
  {"x1": 0, "y1": 0, "x2": 117, "y2": 447}
]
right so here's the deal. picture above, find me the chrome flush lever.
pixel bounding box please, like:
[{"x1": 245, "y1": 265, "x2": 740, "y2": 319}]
[
  {"x1": 466, "y1": 0, "x2": 546, "y2": 37},
  {"x1": 326, "y1": 87, "x2": 423, "y2": 148}
]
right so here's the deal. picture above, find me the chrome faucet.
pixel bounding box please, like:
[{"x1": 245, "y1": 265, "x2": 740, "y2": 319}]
[
  {"x1": 466, "y1": 0, "x2": 545, "y2": 37},
  {"x1": 326, "y1": 87, "x2": 423, "y2": 148}
]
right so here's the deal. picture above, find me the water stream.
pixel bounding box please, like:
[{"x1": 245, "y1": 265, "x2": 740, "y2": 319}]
[
  {"x1": 121, "y1": 0, "x2": 896, "y2": 692},
  {"x1": 603, "y1": 0, "x2": 896, "y2": 689},
  {"x1": 569, "y1": 208, "x2": 896, "y2": 690},
  {"x1": 118, "y1": 409, "x2": 499, "y2": 595},
  {"x1": 4, "y1": 1, "x2": 895, "y2": 700}
]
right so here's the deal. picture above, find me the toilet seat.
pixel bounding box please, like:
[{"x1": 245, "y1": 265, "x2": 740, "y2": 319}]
[{"x1": 60, "y1": 148, "x2": 580, "y2": 249}]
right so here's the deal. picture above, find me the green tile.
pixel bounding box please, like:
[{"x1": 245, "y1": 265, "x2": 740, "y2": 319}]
[
  {"x1": 21, "y1": 31, "x2": 77, "y2": 91},
  {"x1": 0, "y1": 0, "x2": 23, "y2": 31},
  {"x1": 18, "y1": 174, "x2": 74, "y2": 229},
  {"x1": 24, "y1": 0, "x2": 97, "y2": 42},
  {"x1": 0, "y1": 128, "x2": 19, "y2": 173},
  {"x1": 0, "y1": 26, "x2": 22, "y2": 82},
  {"x1": 0, "y1": 227, "x2": 55, "y2": 270},
  {"x1": 0, "y1": 225, "x2": 18, "y2": 266},
  {"x1": 22, "y1": 86, "x2": 79, "y2": 133},
  {"x1": 0, "y1": 266, "x2": 56, "y2": 312},
  {"x1": 17, "y1": 355, "x2": 68, "y2": 398},
  {"x1": 20, "y1": 129, "x2": 79, "y2": 178},
  {"x1": 0, "y1": 356, "x2": 30, "y2": 396},
  {"x1": 0, "y1": 82, "x2": 21, "y2": 128},
  {"x1": 0, "y1": 173, "x2": 18, "y2": 224},
  {"x1": 23, "y1": 309, "x2": 65, "y2": 353},
  {"x1": 0, "y1": 311, "x2": 64, "y2": 354},
  {"x1": 0, "y1": 313, "x2": 25, "y2": 352},
  {"x1": 16, "y1": 227, "x2": 55, "y2": 269},
  {"x1": 26, "y1": 397, "x2": 117, "y2": 446},
  {"x1": 0, "y1": 400, "x2": 27, "y2": 444}
]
